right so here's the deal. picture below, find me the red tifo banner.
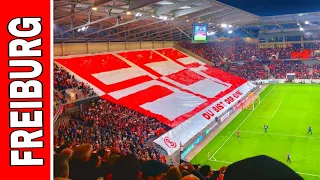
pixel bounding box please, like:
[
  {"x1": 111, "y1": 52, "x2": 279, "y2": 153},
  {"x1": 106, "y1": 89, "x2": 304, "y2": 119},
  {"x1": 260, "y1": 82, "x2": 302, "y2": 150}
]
[
  {"x1": 1, "y1": 0, "x2": 51, "y2": 179},
  {"x1": 55, "y1": 49, "x2": 247, "y2": 127}
]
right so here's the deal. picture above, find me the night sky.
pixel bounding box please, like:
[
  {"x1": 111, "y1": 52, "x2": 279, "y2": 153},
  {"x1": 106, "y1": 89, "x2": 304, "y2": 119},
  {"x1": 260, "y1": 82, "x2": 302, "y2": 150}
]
[{"x1": 218, "y1": 0, "x2": 320, "y2": 16}]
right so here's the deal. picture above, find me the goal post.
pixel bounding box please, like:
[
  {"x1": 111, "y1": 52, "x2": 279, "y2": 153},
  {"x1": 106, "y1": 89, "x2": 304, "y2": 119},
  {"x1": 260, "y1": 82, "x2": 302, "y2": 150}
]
[{"x1": 242, "y1": 91, "x2": 261, "y2": 111}]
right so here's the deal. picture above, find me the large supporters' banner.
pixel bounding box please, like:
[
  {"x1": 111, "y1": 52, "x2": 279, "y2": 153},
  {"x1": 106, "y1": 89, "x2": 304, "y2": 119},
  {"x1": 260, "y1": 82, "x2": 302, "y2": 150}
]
[
  {"x1": 56, "y1": 49, "x2": 248, "y2": 127},
  {"x1": 153, "y1": 82, "x2": 255, "y2": 156},
  {"x1": 1, "y1": 0, "x2": 51, "y2": 179},
  {"x1": 291, "y1": 49, "x2": 314, "y2": 60}
]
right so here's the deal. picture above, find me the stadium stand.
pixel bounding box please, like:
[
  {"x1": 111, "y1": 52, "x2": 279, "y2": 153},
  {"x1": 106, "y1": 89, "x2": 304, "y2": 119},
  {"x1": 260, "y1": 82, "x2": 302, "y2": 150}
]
[
  {"x1": 178, "y1": 39, "x2": 319, "y2": 62},
  {"x1": 54, "y1": 63, "x2": 97, "y2": 114},
  {"x1": 176, "y1": 40, "x2": 320, "y2": 80},
  {"x1": 53, "y1": 48, "x2": 258, "y2": 179},
  {"x1": 53, "y1": 45, "x2": 319, "y2": 180},
  {"x1": 312, "y1": 63, "x2": 320, "y2": 79},
  {"x1": 219, "y1": 62, "x2": 269, "y2": 80},
  {"x1": 53, "y1": 0, "x2": 320, "y2": 178},
  {"x1": 267, "y1": 61, "x2": 311, "y2": 79}
]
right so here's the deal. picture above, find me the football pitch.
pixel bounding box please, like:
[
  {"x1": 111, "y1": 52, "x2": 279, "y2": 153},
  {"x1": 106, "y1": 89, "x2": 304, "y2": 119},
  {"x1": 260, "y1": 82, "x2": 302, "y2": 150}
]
[{"x1": 191, "y1": 84, "x2": 320, "y2": 180}]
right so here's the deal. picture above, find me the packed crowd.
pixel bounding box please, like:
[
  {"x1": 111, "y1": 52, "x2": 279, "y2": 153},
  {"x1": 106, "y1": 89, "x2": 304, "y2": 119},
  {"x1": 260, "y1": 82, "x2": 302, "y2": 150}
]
[
  {"x1": 267, "y1": 61, "x2": 311, "y2": 79},
  {"x1": 178, "y1": 40, "x2": 320, "y2": 80},
  {"x1": 54, "y1": 144, "x2": 227, "y2": 180},
  {"x1": 178, "y1": 39, "x2": 320, "y2": 62},
  {"x1": 55, "y1": 98, "x2": 170, "y2": 162},
  {"x1": 178, "y1": 42, "x2": 222, "y2": 63},
  {"x1": 54, "y1": 63, "x2": 78, "y2": 91},
  {"x1": 54, "y1": 63, "x2": 96, "y2": 110},
  {"x1": 220, "y1": 62, "x2": 268, "y2": 80},
  {"x1": 178, "y1": 40, "x2": 290, "y2": 61},
  {"x1": 218, "y1": 60, "x2": 317, "y2": 80},
  {"x1": 312, "y1": 63, "x2": 320, "y2": 79}
]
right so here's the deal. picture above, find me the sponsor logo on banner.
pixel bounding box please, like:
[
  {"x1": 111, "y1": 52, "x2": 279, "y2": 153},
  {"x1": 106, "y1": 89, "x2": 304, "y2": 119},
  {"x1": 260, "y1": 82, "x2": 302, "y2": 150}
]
[{"x1": 164, "y1": 137, "x2": 177, "y2": 148}]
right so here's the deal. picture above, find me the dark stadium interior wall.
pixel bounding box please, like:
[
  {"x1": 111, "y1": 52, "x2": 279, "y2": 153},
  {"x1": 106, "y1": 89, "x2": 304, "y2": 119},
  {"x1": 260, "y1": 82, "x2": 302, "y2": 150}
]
[
  {"x1": 243, "y1": 37, "x2": 259, "y2": 44},
  {"x1": 54, "y1": 41, "x2": 174, "y2": 56}
]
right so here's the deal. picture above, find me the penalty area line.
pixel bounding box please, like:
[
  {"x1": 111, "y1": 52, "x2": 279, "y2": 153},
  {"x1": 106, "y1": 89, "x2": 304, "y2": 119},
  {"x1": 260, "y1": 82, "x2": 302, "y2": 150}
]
[{"x1": 239, "y1": 130, "x2": 320, "y2": 139}]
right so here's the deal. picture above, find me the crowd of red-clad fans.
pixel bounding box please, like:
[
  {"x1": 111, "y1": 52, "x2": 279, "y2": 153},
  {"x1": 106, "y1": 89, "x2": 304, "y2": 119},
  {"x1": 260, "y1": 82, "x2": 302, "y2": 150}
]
[
  {"x1": 54, "y1": 63, "x2": 97, "y2": 110},
  {"x1": 218, "y1": 61, "x2": 318, "y2": 80},
  {"x1": 178, "y1": 40, "x2": 319, "y2": 62},
  {"x1": 54, "y1": 144, "x2": 228, "y2": 180},
  {"x1": 267, "y1": 61, "x2": 311, "y2": 79},
  {"x1": 178, "y1": 40, "x2": 320, "y2": 80},
  {"x1": 55, "y1": 98, "x2": 170, "y2": 160},
  {"x1": 178, "y1": 40, "x2": 295, "y2": 61},
  {"x1": 220, "y1": 62, "x2": 268, "y2": 80},
  {"x1": 312, "y1": 63, "x2": 320, "y2": 79}
]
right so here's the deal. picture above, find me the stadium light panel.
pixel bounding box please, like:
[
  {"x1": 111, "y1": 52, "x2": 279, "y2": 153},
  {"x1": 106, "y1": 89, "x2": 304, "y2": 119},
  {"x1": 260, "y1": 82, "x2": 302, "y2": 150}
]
[
  {"x1": 305, "y1": 21, "x2": 309, "y2": 25},
  {"x1": 180, "y1": 6, "x2": 191, "y2": 9},
  {"x1": 92, "y1": 7, "x2": 98, "y2": 11},
  {"x1": 126, "y1": 11, "x2": 132, "y2": 15},
  {"x1": 228, "y1": 30, "x2": 233, "y2": 34},
  {"x1": 300, "y1": 27, "x2": 304, "y2": 31},
  {"x1": 221, "y1": 23, "x2": 227, "y2": 28},
  {"x1": 135, "y1": 13, "x2": 142, "y2": 17},
  {"x1": 228, "y1": 25, "x2": 233, "y2": 28},
  {"x1": 156, "y1": 1, "x2": 174, "y2": 5}
]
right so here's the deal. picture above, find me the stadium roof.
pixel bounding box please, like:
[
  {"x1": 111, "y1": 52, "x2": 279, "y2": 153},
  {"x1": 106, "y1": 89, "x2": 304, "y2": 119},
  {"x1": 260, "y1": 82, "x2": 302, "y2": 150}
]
[
  {"x1": 54, "y1": 0, "x2": 320, "y2": 42},
  {"x1": 219, "y1": 0, "x2": 320, "y2": 16}
]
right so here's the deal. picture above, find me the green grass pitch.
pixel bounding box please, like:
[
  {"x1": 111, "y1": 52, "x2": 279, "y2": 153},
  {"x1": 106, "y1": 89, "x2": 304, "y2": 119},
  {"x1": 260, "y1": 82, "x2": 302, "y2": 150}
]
[{"x1": 191, "y1": 84, "x2": 320, "y2": 180}]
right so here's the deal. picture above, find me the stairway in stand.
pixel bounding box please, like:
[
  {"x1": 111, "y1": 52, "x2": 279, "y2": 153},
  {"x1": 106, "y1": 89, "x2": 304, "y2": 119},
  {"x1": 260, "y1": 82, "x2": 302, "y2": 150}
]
[{"x1": 263, "y1": 64, "x2": 274, "y2": 79}]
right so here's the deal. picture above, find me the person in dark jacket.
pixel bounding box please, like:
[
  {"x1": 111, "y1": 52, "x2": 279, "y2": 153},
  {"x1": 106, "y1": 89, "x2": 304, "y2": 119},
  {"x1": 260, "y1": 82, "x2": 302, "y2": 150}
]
[
  {"x1": 69, "y1": 144, "x2": 96, "y2": 180},
  {"x1": 199, "y1": 165, "x2": 213, "y2": 180}
]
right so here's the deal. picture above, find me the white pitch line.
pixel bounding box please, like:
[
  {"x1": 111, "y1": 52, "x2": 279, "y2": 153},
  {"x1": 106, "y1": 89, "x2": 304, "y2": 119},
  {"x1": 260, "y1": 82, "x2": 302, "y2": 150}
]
[
  {"x1": 209, "y1": 85, "x2": 276, "y2": 161},
  {"x1": 272, "y1": 100, "x2": 283, "y2": 118},
  {"x1": 209, "y1": 159, "x2": 232, "y2": 164},
  {"x1": 297, "y1": 172, "x2": 320, "y2": 177},
  {"x1": 239, "y1": 130, "x2": 320, "y2": 139},
  {"x1": 209, "y1": 159, "x2": 320, "y2": 177}
]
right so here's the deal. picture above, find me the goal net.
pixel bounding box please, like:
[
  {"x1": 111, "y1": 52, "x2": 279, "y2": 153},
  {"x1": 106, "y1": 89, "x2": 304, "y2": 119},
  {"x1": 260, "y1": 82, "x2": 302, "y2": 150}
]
[{"x1": 242, "y1": 91, "x2": 261, "y2": 111}]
